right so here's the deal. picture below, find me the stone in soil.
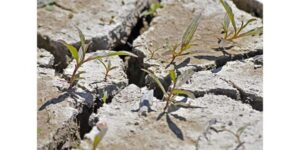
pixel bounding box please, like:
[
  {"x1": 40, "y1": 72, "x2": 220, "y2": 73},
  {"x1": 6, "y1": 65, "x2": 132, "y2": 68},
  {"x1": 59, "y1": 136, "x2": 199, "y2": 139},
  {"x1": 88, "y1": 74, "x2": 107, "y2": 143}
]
[
  {"x1": 63, "y1": 50, "x2": 128, "y2": 96},
  {"x1": 131, "y1": 0, "x2": 263, "y2": 86},
  {"x1": 37, "y1": 0, "x2": 153, "y2": 70},
  {"x1": 90, "y1": 84, "x2": 262, "y2": 150}
]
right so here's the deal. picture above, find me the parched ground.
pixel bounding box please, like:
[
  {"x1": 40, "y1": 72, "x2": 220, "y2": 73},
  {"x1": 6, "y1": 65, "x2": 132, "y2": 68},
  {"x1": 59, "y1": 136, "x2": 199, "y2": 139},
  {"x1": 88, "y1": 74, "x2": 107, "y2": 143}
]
[{"x1": 37, "y1": 0, "x2": 263, "y2": 149}]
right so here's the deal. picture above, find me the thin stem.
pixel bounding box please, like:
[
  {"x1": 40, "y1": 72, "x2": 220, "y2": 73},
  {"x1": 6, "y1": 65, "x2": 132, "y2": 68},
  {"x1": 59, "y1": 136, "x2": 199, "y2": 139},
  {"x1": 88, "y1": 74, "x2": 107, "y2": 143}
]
[
  {"x1": 104, "y1": 70, "x2": 109, "y2": 82},
  {"x1": 69, "y1": 64, "x2": 80, "y2": 89}
]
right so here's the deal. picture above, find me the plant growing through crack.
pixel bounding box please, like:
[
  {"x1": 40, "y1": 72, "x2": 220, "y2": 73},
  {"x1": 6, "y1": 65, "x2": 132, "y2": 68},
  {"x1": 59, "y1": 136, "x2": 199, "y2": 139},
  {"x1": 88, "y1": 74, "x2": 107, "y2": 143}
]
[
  {"x1": 142, "y1": 2, "x2": 163, "y2": 17},
  {"x1": 165, "y1": 13, "x2": 202, "y2": 66},
  {"x1": 98, "y1": 59, "x2": 118, "y2": 82},
  {"x1": 220, "y1": 0, "x2": 263, "y2": 41},
  {"x1": 61, "y1": 27, "x2": 138, "y2": 89},
  {"x1": 141, "y1": 68, "x2": 196, "y2": 112}
]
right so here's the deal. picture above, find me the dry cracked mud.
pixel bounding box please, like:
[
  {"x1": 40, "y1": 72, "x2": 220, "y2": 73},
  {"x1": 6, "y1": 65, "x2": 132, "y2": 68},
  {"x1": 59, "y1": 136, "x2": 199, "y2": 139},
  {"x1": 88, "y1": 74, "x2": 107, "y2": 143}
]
[{"x1": 37, "y1": 0, "x2": 263, "y2": 149}]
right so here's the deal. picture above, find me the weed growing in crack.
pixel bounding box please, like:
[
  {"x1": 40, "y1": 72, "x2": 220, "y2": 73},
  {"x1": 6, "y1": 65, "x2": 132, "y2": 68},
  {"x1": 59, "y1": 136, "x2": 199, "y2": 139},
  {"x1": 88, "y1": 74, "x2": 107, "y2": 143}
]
[
  {"x1": 165, "y1": 13, "x2": 201, "y2": 67},
  {"x1": 142, "y1": 68, "x2": 196, "y2": 112},
  {"x1": 142, "y1": 2, "x2": 163, "y2": 17},
  {"x1": 98, "y1": 59, "x2": 118, "y2": 82},
  {"x1": 220, "y1": 0, "x2": 263, "y2": 41},
  {"x1": 210, "y1": 124, "x2": 250, "y2": 150},
  {"x1": 61, "y1": 27, "x2": 138, "y2": 89}
]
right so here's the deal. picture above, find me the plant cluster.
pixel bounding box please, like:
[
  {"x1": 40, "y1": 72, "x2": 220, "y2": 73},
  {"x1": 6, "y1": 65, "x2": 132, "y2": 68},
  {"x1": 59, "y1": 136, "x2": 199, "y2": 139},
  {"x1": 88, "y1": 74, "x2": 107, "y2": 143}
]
[
  {"x1": 142, "y1": 68, "x2": 196, "y2": 112},
  {"x1": 220, "y1": 0, "x2": 263, "y2": 40},
  {"x1": 61, "y1": 27, "x2": 137, "y2": 89}
]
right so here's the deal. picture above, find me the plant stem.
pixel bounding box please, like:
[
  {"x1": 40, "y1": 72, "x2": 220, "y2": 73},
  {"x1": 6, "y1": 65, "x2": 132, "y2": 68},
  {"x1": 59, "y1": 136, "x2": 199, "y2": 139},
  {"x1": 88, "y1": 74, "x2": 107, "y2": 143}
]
[
  {"x1": 104, "y1": 70, "x2": 108, "y2": 82},
  {"x1": 69, "y1": 64, "x2": 80, "y2": 89}
]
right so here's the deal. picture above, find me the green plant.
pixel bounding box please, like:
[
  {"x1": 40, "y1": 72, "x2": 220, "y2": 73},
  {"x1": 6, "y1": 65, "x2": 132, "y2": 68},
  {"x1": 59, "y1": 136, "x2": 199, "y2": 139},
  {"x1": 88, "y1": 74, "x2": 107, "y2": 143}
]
[
  {"x1": 166, "y1": 14, "x2": 201, "y2": 66},
  {"x1": 142, "y1": 69, "x2": 195, "y2": 112},
  {"x1": 98, "y1": 60, "x2": 118, "y2": 82},
  {"x1": 61, "y1": 27, "x2": 138, "y2": 89},
  {"x1": 142, "y1": 2, "x2": 163, "y2": 17},
  {"x1": 220, "y1": 0, "x2": 263, "y2": 40},
  {"x1": 92, "y1": 122, "x2": 108, "y2": 150},
  {"x1": 102, "y1": 91, "x2": 108, "y2": 104}
]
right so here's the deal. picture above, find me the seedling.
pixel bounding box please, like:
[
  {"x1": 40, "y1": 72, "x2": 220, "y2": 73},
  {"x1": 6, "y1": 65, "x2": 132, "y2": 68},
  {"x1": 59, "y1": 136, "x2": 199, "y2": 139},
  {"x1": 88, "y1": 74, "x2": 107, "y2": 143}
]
[
  {"x1": 61, "y1": 27, "x2": 138, "y2": 89},
  {"x1": 146, "y1": 45, "x2": 162, "y2": 60},
  {"x1": 220, "y1": 0, "x2": 263, "y2": 40},
  {"x1": 102, "y1": 91, "x2": 108, "y2": 104},
  {"x1": 142, "y1": 2, "x2": 163, "y2": 17},
  {"x1": 210, "y1": 124, "x2": 250, "y2": 149},
  {"x1": 142, "y1": 68, "x2": 195, "y2": 112},
  {"x1": 166, "y1": 14, "x2": 201, "y2": 66},
  {"x1": 98, "y1": 60, "x2": 118, "y2": 82}
]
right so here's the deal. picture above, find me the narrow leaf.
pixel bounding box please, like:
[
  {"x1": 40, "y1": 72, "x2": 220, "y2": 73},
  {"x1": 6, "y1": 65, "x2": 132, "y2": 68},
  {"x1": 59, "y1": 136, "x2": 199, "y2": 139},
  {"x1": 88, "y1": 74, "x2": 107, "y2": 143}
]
[
  {"x1": 237, "y1": 18, "x2": 257, "y2": 35},
  {"x1": 62, "y1": 42, "x2": 79, "y2": 63},
  {"x1": 92, "y1": 135, "x2": 101, "y2": 150},
  {"x1": 181, "y1": 13, "x2": 202, "y2": 50},
  {"x1": 172, "y1": 89, "x2": 195, "y2": 99},
  {"x1": 85, "y1": 51, "x2": 138, "y2": 62},
  {"x1": 223, "y1": 13, "x2": 230, "y2": 32},
  {"x1": 220, "y1": 0, "x2": 236, "y2": 33},
  {"x1": 75, "y1": 27, "x2": 85, "y2": 50},
  {"x1": 102, "y1": 91, "x2": 108, "y2": 104},
  {"x1": 169, "y1": 69, "x2": 177, "y2": 83},
  {"x1": 141, "y1": 69, "x2": 167, "y2": 95},
  {"x1": 78, "y1": 47, "x2": 84, "y2": 62},
  {"x1": 238, "y1": 26, "x2": 263, "y2": 38}
]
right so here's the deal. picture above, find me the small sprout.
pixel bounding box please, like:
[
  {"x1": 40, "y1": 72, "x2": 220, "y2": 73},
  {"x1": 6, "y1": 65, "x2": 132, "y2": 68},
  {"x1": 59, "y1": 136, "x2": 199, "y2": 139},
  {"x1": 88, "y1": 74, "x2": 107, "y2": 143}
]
[
  {"x1": 102, "y1": 91, "x2": 108, "y2": 104},
  {"x1": 142, "y1": 2, "x2": 163, "y2": 17},
  {"x1": 146, "y1": 45, "x2": 161, "y2": 60},
  {"x1": 166, "y1": 13, "x2": 202, "y2": 66},
  {"x1": 98, "y1": 60, "x2": 118, "y2": 82},
  {"x1": 142, "y1": 68, "x2": 195, "y2": 112},
  {"x1": 61, "y1": 27, "x2": 138, "y2": 89},
  {"x1": 220, "y1": 0, "x2": 263, "y2": 40},
  {"x1": 92, "y1": 122, "x2": 108, "y2": 150}
]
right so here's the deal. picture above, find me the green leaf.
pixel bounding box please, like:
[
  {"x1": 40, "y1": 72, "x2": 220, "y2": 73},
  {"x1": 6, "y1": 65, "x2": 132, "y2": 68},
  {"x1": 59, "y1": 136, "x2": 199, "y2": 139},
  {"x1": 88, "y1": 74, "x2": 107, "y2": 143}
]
[
  {"x1": 172, "y1": 89, "x2": 195, "y2": 99},
  {"x1": 102, "y1": 91, "x2": 108, "y2": 104},
  {"x1": 85, "y1": 51, "x2": 138, "y2": 62},
  {"x1": 141, "y1": 69, "x2": 167, "y2": 95},
  {"x1": 169, "y1": 69, "x2": 177, "y2": 83},
  {"x1": 243, "y1": 18, "x2": 257, "y2": 28},
  {"x1": 238, "y1": 26, "x2": 263, "y2": 38},
  {"x1": 237, "y1": 18, "x2": 257, "y2": 35},
  {"x1": 181, "y1": 13, "x2": 201, "y2": 50},
  {"x1": 78, "y1": 47, "x2": 84, "y2": 62},
  {"x1": 220, "y1": 0, "x2": 236, "y2": 33},
  {"x1": 92, "y1": 135, "x2": 101, "y2": 150},
  {"x1": 75, "y1": 27, "x2": 85, "y2": 50},
  {"x1": 63, "y1": 42, "x2": 79, "y2": 63},
  {"x1": 223, "y1": 13, "x2": 230, "y2": 33}
]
